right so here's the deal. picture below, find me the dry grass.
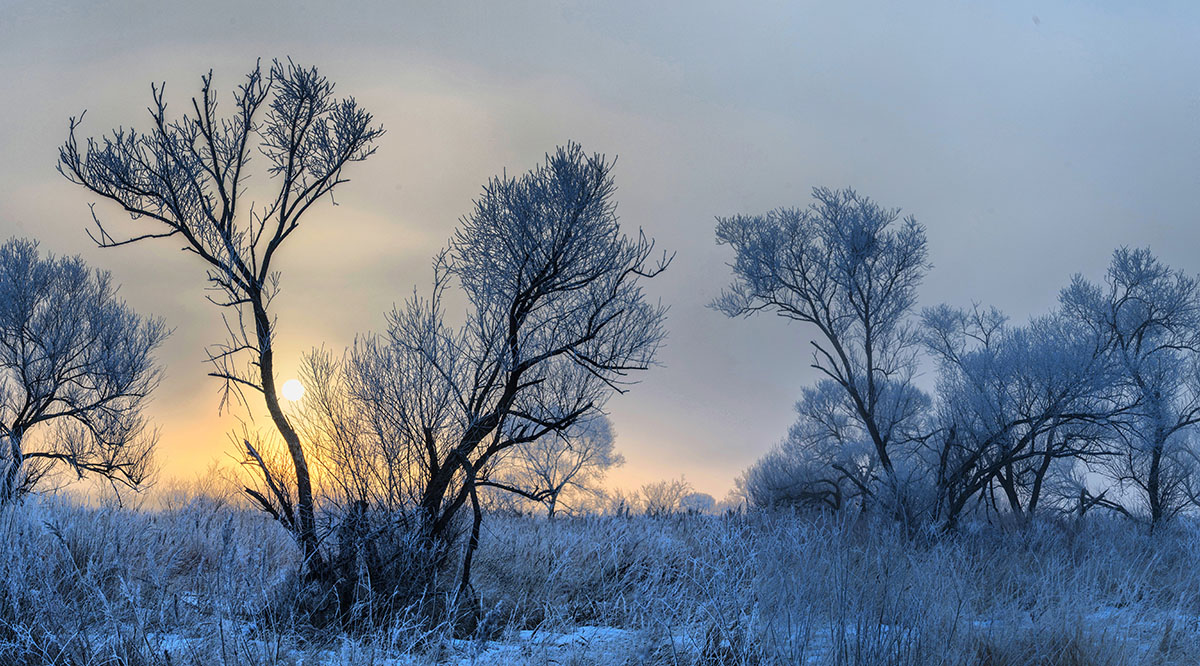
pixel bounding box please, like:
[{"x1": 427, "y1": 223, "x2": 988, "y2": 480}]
[{"x1": 0, "y1": 494, "x2": 1197, "y2": 664}]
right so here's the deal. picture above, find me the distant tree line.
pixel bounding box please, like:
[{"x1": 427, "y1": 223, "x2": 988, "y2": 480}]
[{"x1": 723, "y1": 188, "x2": 1200, "y2": 531}]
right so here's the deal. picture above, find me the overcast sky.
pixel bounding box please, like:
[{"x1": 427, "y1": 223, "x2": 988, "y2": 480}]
[{"x1": 2, "y1": 1, "x2": 1199, "y2": 498}]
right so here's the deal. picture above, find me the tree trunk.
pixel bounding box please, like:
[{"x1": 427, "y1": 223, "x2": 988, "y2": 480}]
[
  {"x1": 254, "y1": 303, "x2": 322, "y2": 576},
  {"x1": 421, "y1": 427, "x2": 480, "y2": 525},
  {"x1": 1148, "y1": 441, "x2": 1163, "y2": 530},
  {"x1": 1147, "y1": 392, "x2": 1167, "y2": 531},
  {"x1": 997, "y1": 466, "x2": 1024, "y2": 521},
  {"x1": 0, "y1": 431, "x2": 22, "y2": 504},
  {"x1": 1027, "y1": 445, "x2": 1055, "y2": 518},
  {"x1": 459, "y1": 478, "x2": 483, "y2": 595}
]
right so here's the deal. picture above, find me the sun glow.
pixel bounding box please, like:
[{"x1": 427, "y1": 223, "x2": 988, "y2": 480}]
[{"x1": 281, "y1": 378, "x2": 305, "y2": 402}]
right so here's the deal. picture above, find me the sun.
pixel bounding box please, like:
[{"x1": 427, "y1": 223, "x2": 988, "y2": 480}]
[{"x1": 281, "y1": 378, "x2": 305, "y2": 402}]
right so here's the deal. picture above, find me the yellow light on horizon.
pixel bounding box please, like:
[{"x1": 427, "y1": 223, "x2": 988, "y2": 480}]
[{"x1": 281, "y1": 378, "x2": 305, "y2": 402}]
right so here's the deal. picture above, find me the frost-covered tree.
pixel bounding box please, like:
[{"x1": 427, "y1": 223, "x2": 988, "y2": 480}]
[
  {"x1": 292, "y1": 312, "x2": 468, "y2": 525},
  {"x1": 640, "y1": 477, "x2": 692, "y2": 516},
  {"x1": 1060, "y1": 248, "x2": 1200, "y2": 528},
  {"x1": 371, "y1": 144, "x2": 669, "y2": 589},
  {"x1": 737, "y1": 444, "x2": 836, "y2": 511},
  {"x1": 0, "y1": 238, "x2": 166, "y2": 503},
  {"x1": 680, "y1": 491, "x2": 716, "y2": 514},
  {"x1": 482, "y1": 413, "x2": 623, "y2": 518},
  {"x1": 714, "y1": 188, "x2": 930, "y2": 504},
  {"x1": 738, "y1": 380, "x2": 888, "y2": 511},
  {"x1": 922, "y1": 305, "x2": 1120, "y2": 527},
  {"x1": 286, "y1": 346, "x2": 414, "y2": 514},
  {"x1": 57, "y1": 60, "x2": 383, "y2": 566}
]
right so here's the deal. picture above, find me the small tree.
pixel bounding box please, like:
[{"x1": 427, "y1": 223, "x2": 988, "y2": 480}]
[
  {"x1": 289, "y1": 342, "x2": 456, "y2": 519},
  {"x1": 57, "y1": 60, "x2": 384, "y2": 566},
  {"x1": 714, "y1": 188, "x2": 930, "y2": 509},
  {"x1": 639, "y1": 477, "x2": 692, "y2": 516},
  {"x1": 680, "y1": 491, "x2": 716, "y2": 514},
  {"x1": 738, "y1": 381, "x2": 884, "y2": 512},
  {"x1": 482, "y1": 414, "x2": 624, "y2": 518},
  {"x1": 0, "y1": 238, "x2": 166, "y2": 502}
]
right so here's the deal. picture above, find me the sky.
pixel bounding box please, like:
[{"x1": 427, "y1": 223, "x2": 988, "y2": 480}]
[{"x1": 1, "y1": 1, "x2": 1199, "y2": 500}]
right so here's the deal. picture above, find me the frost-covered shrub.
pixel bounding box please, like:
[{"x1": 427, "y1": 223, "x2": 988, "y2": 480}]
[
  {"x1": 680, "y1": 492, "x2": 716, "y2": 514},
  {"x1": 308, "y1": 503, "x2": 459, "y2": 633},
  {"x1": 639, "y1": 477, "x2": 692, "y2": 516}
]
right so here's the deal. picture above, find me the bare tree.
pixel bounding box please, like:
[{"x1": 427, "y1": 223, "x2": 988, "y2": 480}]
[
  {"x1": 680, "y1": 491, "x2": 716, "y2": 514},
  {"x1": 288, "y1": 339, "x2": 457, "y2": 522},
  {"x1": 1061, "y1": 248, "x2": 1200, "y2": 528},
  {"x1": 639, "y1": 477, "x2": 692, "y2": 516},
  {"x1": 353, "y1": 143, "x2": 669, "y2": 591},
  {"x1": 714, "y1": 188, "x2": 930, "y2": 506},
  {"x1": 0, "y1": 238, "x2": 166, "y2": 503},
  {"x1": 737, "y1": 444, "x2": 839, "y2": 511},
  {"x1": 57, "y1": 60, "x2": 383, "y2": 567},
  {"x1": 482, "y1": 413, "x2": 623, "y2": 518}
]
